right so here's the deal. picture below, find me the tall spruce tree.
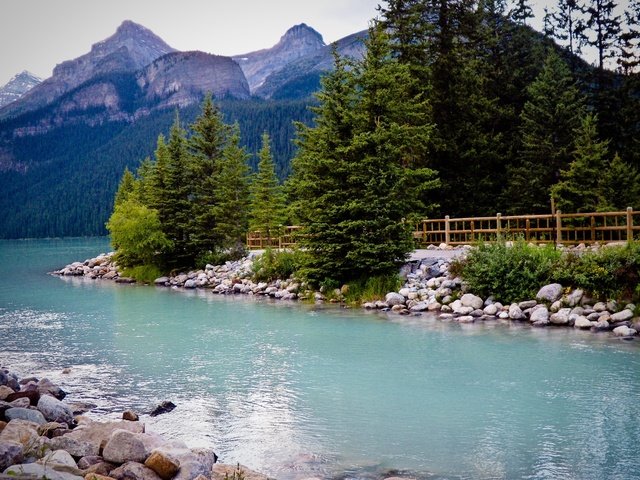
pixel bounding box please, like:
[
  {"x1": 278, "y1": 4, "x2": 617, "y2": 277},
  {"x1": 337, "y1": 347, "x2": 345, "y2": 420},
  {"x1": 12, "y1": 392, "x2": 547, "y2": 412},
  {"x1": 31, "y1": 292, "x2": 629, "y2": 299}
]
[
  {"x1": 213, "y1": 125, "x2": 251, "y2": 251},
  {"x1": 550, "y1": 0, "x2": 584, "y2": 68},
  {"x1": 248, "y1": 132, "x2": 286, "y2": 243},
  {"x1": 504, "y1": 51, "x2": 586, "y2": 213},
  {"x1": 551, "y1": 114, "x2": 610, "y2": 212},
  {"x1": 618, "y1": 0, "x2": 640, "y2": 74},
  {"x1": 290, "y1": 25, "x2": 438, "y2": 285},
  {"x1": 113, "y1": 168, "x2": 136, "y2": 207}
]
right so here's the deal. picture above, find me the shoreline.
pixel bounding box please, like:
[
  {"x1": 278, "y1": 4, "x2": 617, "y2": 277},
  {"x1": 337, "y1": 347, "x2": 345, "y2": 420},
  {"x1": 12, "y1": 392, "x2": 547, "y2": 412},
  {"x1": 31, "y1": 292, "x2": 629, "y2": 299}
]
[{"x1": 52, "y1": 246, "x2": 640, "y2": 342}]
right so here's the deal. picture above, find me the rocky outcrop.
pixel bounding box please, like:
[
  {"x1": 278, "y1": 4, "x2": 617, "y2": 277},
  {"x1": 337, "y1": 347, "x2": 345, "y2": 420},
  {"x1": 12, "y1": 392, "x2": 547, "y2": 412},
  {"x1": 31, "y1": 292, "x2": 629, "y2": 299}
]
[
  {"x1": 233, "y1": 23, "x2": 326, "y2": 92},
  {"x1": 138, "y1": 51, "x2": 250, "y2": 106},
  {"x1": 0, "y1": 71, "x2": 42, "y2": 108}
]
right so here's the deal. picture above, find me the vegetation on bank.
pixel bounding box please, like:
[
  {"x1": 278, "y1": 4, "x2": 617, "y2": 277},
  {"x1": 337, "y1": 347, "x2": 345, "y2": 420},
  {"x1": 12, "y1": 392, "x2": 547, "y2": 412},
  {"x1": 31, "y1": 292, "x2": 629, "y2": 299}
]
[
  {"x1": 105, "y1": 0, "x2": 640, "y2": 292},
  {"x1": 452, "y1": 240, "x2": 640, "y2": 304}
]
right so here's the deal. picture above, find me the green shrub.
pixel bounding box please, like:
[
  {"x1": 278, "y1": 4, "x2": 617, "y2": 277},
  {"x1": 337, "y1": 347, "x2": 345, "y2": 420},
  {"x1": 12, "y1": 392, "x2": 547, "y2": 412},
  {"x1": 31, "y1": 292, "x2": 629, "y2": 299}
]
[
  {"x1": 456, "y1": 240, "x2": 562, "y2": 303},
  {"x1": 121, "y1": 264, "x2": 164, "y2": 284},
  {"x1": 343, "y1": 274, "x2": 403, "y2": 304},
  {"x1": 196, "y1": 244, "x2": 247, "y2": 269},
  {"x1": 252, "y1": 248, "x2": 306, "y2": 282},
  {"x1": 553, "y1": 243, "x2": 640, "y2": 300}
]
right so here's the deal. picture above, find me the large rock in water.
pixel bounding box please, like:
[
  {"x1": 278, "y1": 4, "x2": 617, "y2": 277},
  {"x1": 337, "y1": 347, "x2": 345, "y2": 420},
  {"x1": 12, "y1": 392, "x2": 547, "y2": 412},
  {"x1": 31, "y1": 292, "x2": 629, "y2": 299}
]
[
  {"x1": 536, "y1": 283, "x2": 563, "y2": 303},
  {"x1": 37, "y1": 394, "x2": 74, "y2": 425},
  {"x1": 385, "y1": 292, "x2": 405, "y2": 307},
  {"x1": 460, "y1": 293, "x2": 484, "y2": 310}
]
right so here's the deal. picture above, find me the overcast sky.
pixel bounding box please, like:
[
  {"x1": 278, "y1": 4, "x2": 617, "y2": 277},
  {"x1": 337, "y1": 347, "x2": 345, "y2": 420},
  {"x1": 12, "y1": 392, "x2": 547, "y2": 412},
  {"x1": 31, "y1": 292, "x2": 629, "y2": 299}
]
[{"x1": 2, "y1": 0, "x2": 562, "y2": 86}]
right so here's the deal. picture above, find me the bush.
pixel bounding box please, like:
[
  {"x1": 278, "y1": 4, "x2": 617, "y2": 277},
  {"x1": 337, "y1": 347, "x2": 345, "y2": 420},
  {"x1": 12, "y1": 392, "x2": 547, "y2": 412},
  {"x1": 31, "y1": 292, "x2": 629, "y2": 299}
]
[
  {"x1": 553, "y1": 243, "x2": 640, "y2": 300},
  {"x1": 252, "y1": 248, "x2": 306, "y2": 283},
  {"x1": 196, "y1": 243, "x2": 247, "y2": 269},
  {"x1": 343, "y1": 274, "x2": 403, "y2": 304},
  {"x1": 121, "y1": 264, "x2": 164, "y2": 284},
  {"x1": 455, "y1": 240, "x2": 562, "y2": 303}
]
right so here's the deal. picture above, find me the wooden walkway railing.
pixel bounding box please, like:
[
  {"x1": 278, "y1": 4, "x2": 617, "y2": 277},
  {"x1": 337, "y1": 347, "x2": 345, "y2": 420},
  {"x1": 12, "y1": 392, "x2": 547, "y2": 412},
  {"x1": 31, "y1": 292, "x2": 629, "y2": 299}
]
[{"x1": 246, "y1": 208, "x2": 640, "y2": 249}]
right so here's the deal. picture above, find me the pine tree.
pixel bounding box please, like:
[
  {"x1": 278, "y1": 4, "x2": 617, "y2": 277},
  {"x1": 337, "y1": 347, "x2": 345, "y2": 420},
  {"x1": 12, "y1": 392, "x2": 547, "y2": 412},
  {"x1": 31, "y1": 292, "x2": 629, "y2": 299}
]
[
  {"x1": 511, "y1": 0, "x2": 534, "y2": 25},
  {"x1": 113, "y1": 168, "x2": 137, "y2": 207},
  {"x1": 551, "y1": 114, "x2": 610, "y2": 212},
  {"x1": 617, "y1": 0, "x2": 640, "y2": 74},
  {"x1": 550, "y1": 0, "x2": 584, "y2": 64},
  {"x1": 578, "y1": 0, "x2": 622, "y2": 73},
  {"x1": 504, "y1": 51, "x2": 586, "y2": 213},
  {"x1": 598, "y1": 154, "x2": 640, "y2": 210},
  {"x1": 213, "y1": 124, "x2": 251, "y2": 251},
  {"x1": 248, "y1": 132, "x2": 287, "y2": 244},
  {"x1": 290, "y1": 25, "x2": 438, "y2": 285}
]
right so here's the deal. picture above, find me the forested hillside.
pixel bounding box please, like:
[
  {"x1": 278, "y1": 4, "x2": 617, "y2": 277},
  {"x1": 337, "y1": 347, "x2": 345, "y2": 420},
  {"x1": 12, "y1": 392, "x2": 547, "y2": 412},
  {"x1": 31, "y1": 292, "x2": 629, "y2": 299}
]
[{"x1": 0, "y1": 98, "x2": 313, "y2": 238}]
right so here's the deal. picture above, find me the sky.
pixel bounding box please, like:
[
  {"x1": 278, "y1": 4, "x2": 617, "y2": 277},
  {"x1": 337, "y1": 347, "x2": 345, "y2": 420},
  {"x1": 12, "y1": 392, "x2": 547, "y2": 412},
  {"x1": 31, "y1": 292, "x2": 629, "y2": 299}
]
[{"x1": 1, "y1": 0, "x2": 574, "y2": 87}]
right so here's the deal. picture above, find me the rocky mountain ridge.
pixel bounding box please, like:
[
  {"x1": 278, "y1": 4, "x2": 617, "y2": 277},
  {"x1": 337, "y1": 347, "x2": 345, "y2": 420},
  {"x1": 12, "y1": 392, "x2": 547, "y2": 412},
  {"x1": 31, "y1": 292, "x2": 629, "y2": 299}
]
[{"x1": 0, "y1": 71, "x2": 42, "y2": 108}]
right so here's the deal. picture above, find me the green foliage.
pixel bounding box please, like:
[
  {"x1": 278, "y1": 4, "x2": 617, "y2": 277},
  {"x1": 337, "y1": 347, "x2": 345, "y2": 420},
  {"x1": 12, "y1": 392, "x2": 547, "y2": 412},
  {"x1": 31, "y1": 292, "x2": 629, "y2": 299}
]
[
  {"x1": 289, "y1": 25, "x2": 438, "y2": 286},
  {"x1": 121, "y1": 264, "x2": 164, "y2": 284},
  {"x1": 454, "y1": 240, "x2": 562, "y2": 303},
  {"x1": 343, "y1": 274, "x2": 403, "y2": 304},
  {"x1": 553, "y1": 243, "x2": 640, "y2": 300},
  {"x1": 251, "y1": 248, "x2": 306, "y2": 283},
  {"x1": 114, "y1": 168, "x2": 137, "y2": 207},
  {"x1": 248, "y1": 133, "x2": 287, "y2": 241},
  {"x1": 106, "y1": 198, "x2": 172, "y2": 268}
]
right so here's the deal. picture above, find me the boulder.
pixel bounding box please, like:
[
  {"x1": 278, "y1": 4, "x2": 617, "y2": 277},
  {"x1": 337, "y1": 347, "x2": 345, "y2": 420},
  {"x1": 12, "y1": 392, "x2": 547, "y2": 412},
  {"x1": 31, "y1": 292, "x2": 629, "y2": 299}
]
[
  {"x1": 5, "y1": 390, "x2": 40, "y2": 406},
  {"x1": 49, "y1": 435, "x2": 98, "y2": 458},
  {"x1": 565, "y1": 289, "x2": 584, "y2": 307},
  {"x1": 77, "y1": 456, "x2": 104, "y2": 469},
  {"x1": 154, "y1": 447, "x2": 217, "y2": 480},
  {"x1": 38, "y1": 378, "x2": 66, "y2": 400},
  {"x1": 508, "y1": 304, "x2": 525, "y2": 320},
  {"x1": 611, "y1": 310, "x2": 634, "y2": 322},
  {"x1": 457, "y1": 316, "x2": 474, "y2": 323},
  {"x1": 5, "y1": 407, "x2": 46, "y2": 424},
  {"x1": 536, "y1": 283, "x2": 563, "y2": 303},
  {"x1": 154, "y1": 277, "x2": 170, "y2": 286},
  {"x1": 483, "y1": 304, "x2": 498, "y2": 316},
  {"x1": 385, "y1": 293, "x2": 405, "y2": 307},
  {"x1": 0, "y1": 441, "x2": 23, "y2": 470},
  {"x1": 40, "y1": 449, "x2": 77, "y2": 468},
  {"x1": 613, "y1": 326, "x2": 637, "y2": 337},
  {"x1": 0, "y1": 419, "x2": 39, "y2": 446},
  {"x1": 409, "y1": 302, "x2": 429, "y2": 312},
  {"x1": 9, "y1": 398, "x2": 30, "y2": 409},
  {"x1": 38, "y1": 394, "x2": 74, "y2": 425},
  {"x1": 0, "y1": 386, "x2": 14, "y2": 401},
  {"x1": 122, "y1": 410, "x2": 139, "y2": 422},
  {"x1": 460, "y1": 294, "x2": 484, "y2": 310},
  {"x1": 550, "y1": 308, "x2": 571, "y2": 325},
  {"x1": 518, "y1": 300, "x2": 537, "y2": 310},
  {"x1": 529, "y1": 306, "x2": 549, "y2": 324},
  {"x1": 4, "y1": 462, "x2": 84, "y2": 480},
  {"x1": 593, "y1": 302, "x2": 607, "y2": 312},
  {"x1": 149, "y1": 401, "x2": 176, "y2": 417},
  {"x1": 144, "y1": 451, "x2": 180, "y2": 480},
  {"x1": 52, "y1": 419, "x2": 144, "y2": 457},
  {"x1": 573, "y1": 316, "x2": 593, "y2": 329},
  {"x1": 83, "y1": 474, "x2": 116, "y2": 480},
  {"x1": 103, "y1": 430, "x2": 149, "y2": 464},
  {"x1": 109, "y1": 461, "x2": 163, "y2": 480}
]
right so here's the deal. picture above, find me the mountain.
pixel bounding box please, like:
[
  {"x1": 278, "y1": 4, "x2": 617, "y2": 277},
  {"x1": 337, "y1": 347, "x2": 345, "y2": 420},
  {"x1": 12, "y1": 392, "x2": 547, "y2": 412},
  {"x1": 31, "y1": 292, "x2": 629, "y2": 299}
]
[
  {"x1": 233, "y1": 23, "x2": 326, "y2": 92},
  {"x1": 0, "y1": 21, "x2": 176, "y2": 120},
  {"x1": 0, "y1": 71, "x2": 42, "y2": 108},
  {"x1": 254, "y1": 29, "x2": 368, "y2": 100}
]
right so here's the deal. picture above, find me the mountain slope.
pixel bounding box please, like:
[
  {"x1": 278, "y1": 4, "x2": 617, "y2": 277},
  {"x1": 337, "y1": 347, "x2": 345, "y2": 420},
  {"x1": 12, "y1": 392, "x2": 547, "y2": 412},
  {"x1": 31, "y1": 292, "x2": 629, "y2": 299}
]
[
  {"x1": 233, "y1": 24, "x2": 326, "y2": 92},
  {"x1": 0, "y1": 20, "x2": 176, "y2": 120},
  {"x1": 0, "y1": 71, "x2": 42, "y2": 108}
]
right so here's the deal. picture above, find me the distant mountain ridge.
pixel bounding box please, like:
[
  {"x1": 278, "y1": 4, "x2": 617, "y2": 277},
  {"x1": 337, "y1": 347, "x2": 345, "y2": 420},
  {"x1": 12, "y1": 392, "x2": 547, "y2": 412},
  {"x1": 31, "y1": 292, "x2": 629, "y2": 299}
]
[{"x1": 0, "y1": 71, "x2": 42, "y2": 108}]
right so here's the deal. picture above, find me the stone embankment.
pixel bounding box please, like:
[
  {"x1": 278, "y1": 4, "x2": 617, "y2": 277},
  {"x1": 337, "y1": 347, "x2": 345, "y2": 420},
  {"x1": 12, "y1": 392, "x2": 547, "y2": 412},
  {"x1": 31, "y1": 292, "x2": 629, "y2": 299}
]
[
  {"x1": 0, "y1": 367, "x2": 270, "y2": 480},
  {"x1": 52, "y1": 245, "x2": 640, "y2": 339}
]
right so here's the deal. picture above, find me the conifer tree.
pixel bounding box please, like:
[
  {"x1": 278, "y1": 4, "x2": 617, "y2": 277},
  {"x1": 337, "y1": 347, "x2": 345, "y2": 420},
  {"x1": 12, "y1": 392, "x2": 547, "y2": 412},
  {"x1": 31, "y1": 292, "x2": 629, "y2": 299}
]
[
  {"x1": 598, "y1": 154, "x2": 640, "y2": 210},
  {"x1": 290, "y1": 25, "x2": 438, "y2": 285},
  {"x1": 113, "y1": 168, "x2": 136, "y2": 207},
  {"x1": 504, "y1": 51, "x2": 586, "y2": 213},
  {"x1": 248, "y1": 132, "x2": 286, "y2": 243},
  {"x1": 551, "y1": 114, "x2": 610, "y2": 212},
  {"x1": 617, "y1": 0, "x2": 640, "y2": 74},
  {"x1": 213, "y1": 125, "x2": 251, "y2": 251},
  {"x1": 578, "y1": 0, "x2": 622, "y2": 73},
  {"x1": 550, "y1": 0, "x2": 584, "y2": 64}
]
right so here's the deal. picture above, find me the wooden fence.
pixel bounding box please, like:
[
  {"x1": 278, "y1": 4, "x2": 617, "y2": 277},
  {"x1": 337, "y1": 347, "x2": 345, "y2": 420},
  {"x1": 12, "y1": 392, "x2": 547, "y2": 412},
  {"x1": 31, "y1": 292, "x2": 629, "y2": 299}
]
[{"x1": 246, "y1": 208, "x2": 640, "y2": 249}]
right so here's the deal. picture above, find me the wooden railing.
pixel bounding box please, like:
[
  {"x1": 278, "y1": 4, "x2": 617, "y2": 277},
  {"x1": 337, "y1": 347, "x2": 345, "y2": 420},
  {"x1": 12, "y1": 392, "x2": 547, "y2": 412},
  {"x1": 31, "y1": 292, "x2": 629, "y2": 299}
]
[
  {"x1": 414, "y1": 208, "x2": 640, "y2": 246},
  {"x1": 246, "y1": 208, "x2": 640, "y2": 249}
]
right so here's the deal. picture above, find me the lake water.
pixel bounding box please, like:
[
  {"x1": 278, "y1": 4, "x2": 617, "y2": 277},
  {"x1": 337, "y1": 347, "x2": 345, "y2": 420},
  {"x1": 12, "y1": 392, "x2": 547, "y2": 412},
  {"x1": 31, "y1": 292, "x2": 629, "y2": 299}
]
[{"x1": 1, "y1": 237, "x2": 639, "y2": 479}]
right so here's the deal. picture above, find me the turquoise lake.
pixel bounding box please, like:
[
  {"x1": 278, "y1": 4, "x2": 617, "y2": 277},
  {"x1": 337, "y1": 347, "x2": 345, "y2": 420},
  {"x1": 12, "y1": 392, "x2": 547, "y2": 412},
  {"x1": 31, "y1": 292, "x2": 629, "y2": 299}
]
[{"x1": 1, "y1": 237, "x2": 639, "y2": 479}]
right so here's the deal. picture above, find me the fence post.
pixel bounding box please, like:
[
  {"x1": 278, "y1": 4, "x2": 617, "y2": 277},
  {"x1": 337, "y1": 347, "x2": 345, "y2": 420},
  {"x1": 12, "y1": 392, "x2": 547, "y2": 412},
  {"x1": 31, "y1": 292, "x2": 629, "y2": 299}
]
[
  {"x1": 445, "y1": 215, "x2": 450, "y2": 245},
  {"x1": 496, "y1": 213, "x2": 502, "y2": 240},
  {"x1": 627, "y1": 207, "x2": 633, "y2": 243},
  {"x1": 525, "y1": 218, "x2": 530, "y2": 241},
  {"x1": 556, "y1": 210, "x2": 562, "y2": 244}
]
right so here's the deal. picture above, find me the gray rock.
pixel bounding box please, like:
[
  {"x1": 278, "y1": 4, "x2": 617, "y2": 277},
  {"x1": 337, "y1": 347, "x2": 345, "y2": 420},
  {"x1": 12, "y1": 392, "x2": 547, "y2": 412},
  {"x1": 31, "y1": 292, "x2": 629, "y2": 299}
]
[
  {"x1": 550, "y1": 308, "x2": 571, "y2": 325},
  {"x1": 593, "y1": 319, "x2": 610, "y2": 331},
  {"x1": 593, "y1": 302, "x2": 607, "y2": 312},
  {"x1": 362, "y1": 302, "x2": 376, "y2": 309},
  {"x1": 37, "y1": 378, "x2": 66, "y2": 400},
  {"x1": 154, "y1": 277, "x2": 170, "y2": 285},
  {"x1": 37, "y1": 394, "x2": 74, "y2": 425},
  {"x1": 483, "y1": 304, "x2": 498, "y2": 316},
  {"x1": 109, "y1": 461, "x2": 163, "y2": 480},
  {"x1": 529, "y1": 306, "x2": 549, "y2": 324},
  {"x1": 183, "y1": 279, "x2": 196, "y2": 289},
  {"x1": 565, "y1": 289, "x2": 584, "y2": 307},
  {"x1": 53, "y1": 418, "x2": 144, "y2": 457},
  {"x1": 385, "y1": 292, "x2": 405, "y2": 306},
  {"x1": 211, "y1": 463, "x2": 271, "y2": 480},
  {"x1": 518, "y1": 300, "x2": 537, "y2": 310},
  {"x1": 470, "y1": 309, "x2": 484, "y2": 317},
  {"x1": 103, "y1": 429, "x2": 149, "y2": 464},
  {"x1": 613, "y1": 326, "x2": 637, "y2": 337},
  {"x1": 40, "y1": 449, "x2": 77, "y2": 468},
  {"x1": 587, "y1": 312, "x2": 601, "y2": 321},
  {"x1": 607, "y1": 300, "x2": 619, "y2": 312},
  {"x1": 9, "y1": 398, "x2": 30, "y2": 408},
  {"x1": 611, "y1": 310, "x2": 634, "y2": 322},
  {"x1": 156, "y1": 447, "x2": 217, "y2": 480},
  {"x1": 49, "y1": 435, "x2": 97, "y2": 458},
  {"x1": 5, "y1": 407, "x2": 46, "y2": 424},
  {"x1": 0, "y1": 441, "x2": 23, "y2": 470},
  {"x1": 536, "y1": 283, "x2": 563, "y2": 303},
  {"x1": 508, "y1": 304, "x2": 525, "y2": 320},
  {"x1": 457, "y1": 316, "x2": 474, "y2": 323},
  {"x1": 550, "y1": 300, "x2": 562, "y2": 312},
  {"x1": 573, "y1": 316, "x2": 593, "y2": 329},
  {"x1": 0, "y1": 386, "x2": 14, "y2": 401},
  {"x1": 460, "y1": 293, "x2": 484, "y2": 310},
  {"x1": 4, "y1": 462, "x2": 84, "y2": 480},
  {"x1": 498, "y1": 311, "x2": 510, "y2": 319},
  {"x1": 454, "y1": 306, "x2": 474, "y2": 316},
  {"x1": 409, "y1": 302, "x2": 429, "y2": 312}
]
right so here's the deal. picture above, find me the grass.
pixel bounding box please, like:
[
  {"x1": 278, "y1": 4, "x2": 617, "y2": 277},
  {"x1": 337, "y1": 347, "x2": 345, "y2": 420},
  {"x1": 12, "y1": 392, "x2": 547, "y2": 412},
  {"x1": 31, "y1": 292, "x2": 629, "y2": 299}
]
[{"x1": 121, "y1": 264, "x2": 164, "y2": 284}]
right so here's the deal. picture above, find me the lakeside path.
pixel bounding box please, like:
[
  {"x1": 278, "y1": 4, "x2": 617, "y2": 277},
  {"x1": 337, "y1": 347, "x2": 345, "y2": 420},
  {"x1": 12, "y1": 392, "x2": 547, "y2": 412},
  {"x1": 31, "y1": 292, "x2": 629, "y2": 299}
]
[{"x1": 408, "y1": 248, "x2": 464, "y2": 261}]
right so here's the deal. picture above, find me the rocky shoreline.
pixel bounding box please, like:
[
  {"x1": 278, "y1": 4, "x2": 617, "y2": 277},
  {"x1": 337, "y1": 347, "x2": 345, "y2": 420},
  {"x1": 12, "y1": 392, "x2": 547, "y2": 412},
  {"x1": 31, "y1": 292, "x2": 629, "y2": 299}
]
[
  {"x1": 52, "y1": 245, "x2": 639, "y2": 340},
  {"x1": 0, "y1": 367, "x2": 272, "y2": 480}
]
